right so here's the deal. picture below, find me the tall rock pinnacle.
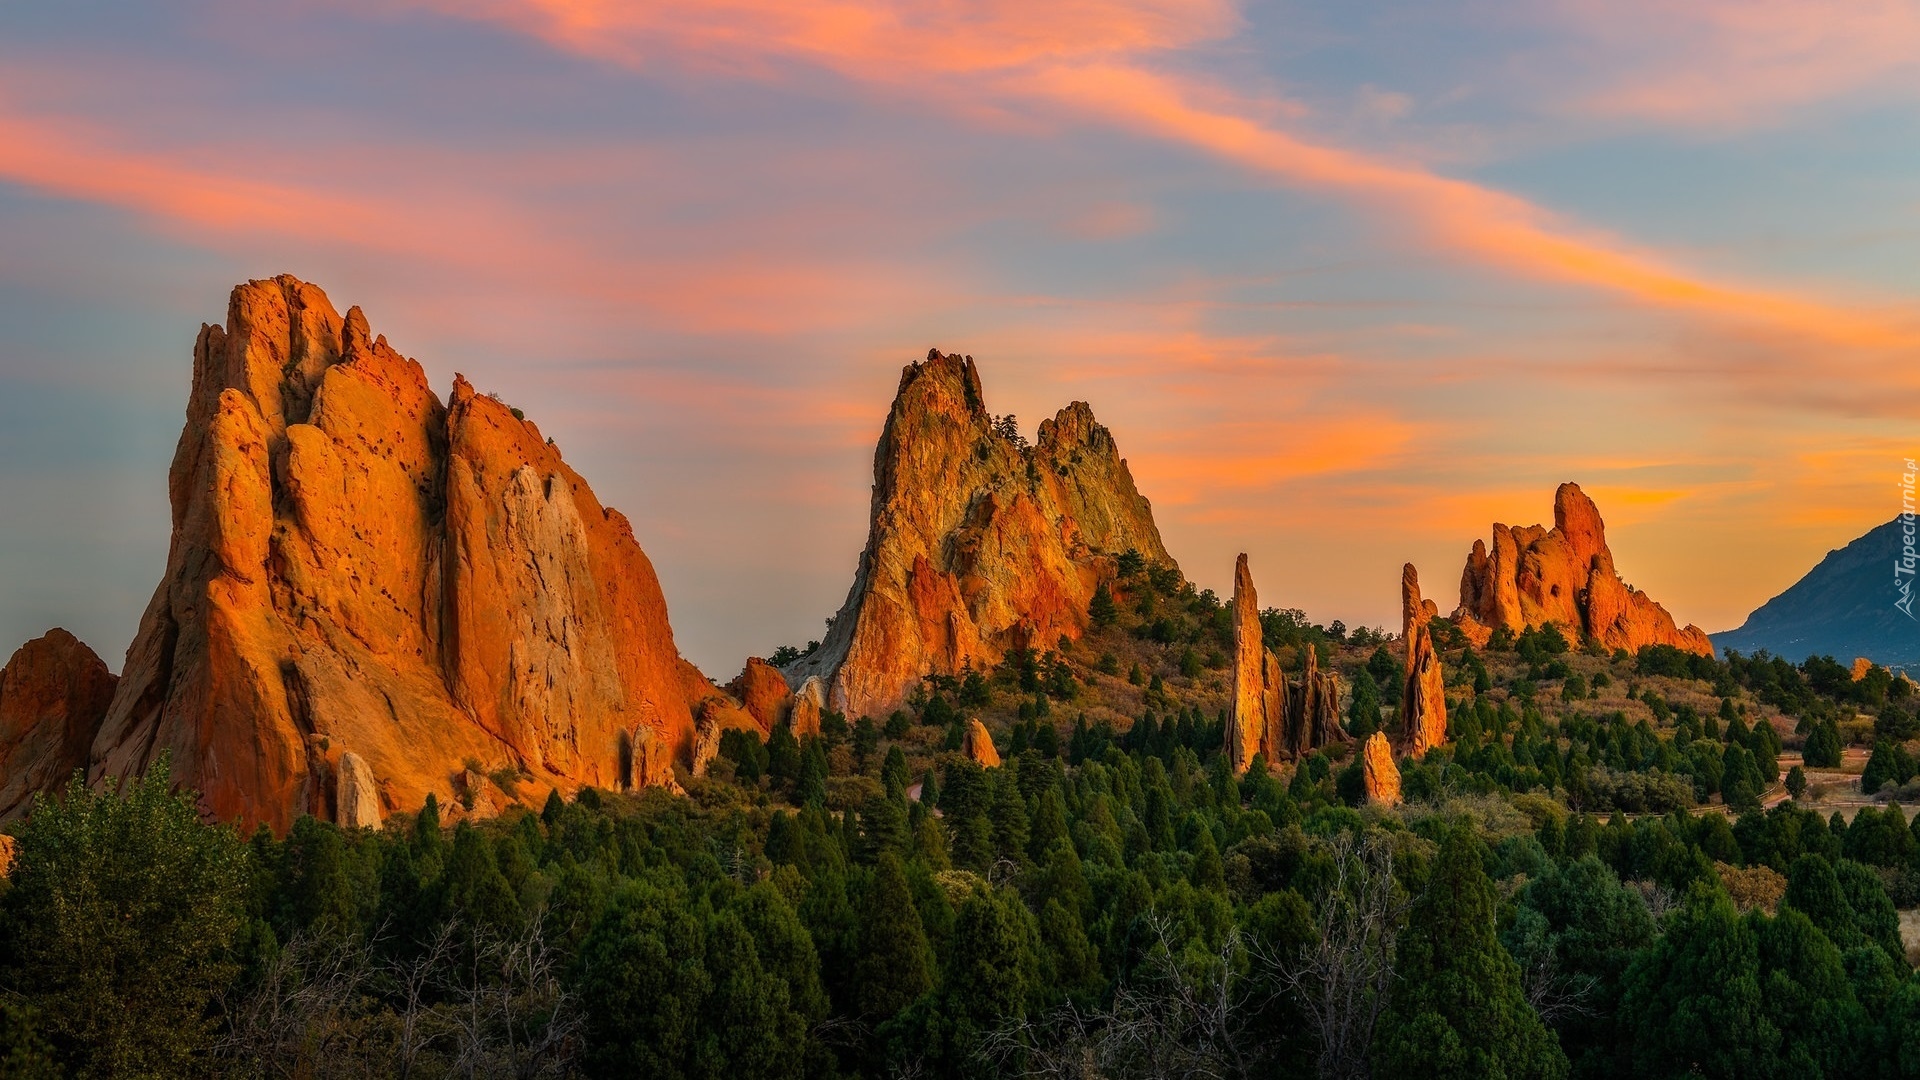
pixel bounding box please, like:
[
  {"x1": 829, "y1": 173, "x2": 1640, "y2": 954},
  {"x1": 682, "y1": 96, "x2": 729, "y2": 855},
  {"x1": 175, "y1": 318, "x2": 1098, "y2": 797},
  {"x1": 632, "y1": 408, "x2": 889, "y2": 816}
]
[
  {"x1": 1402, "y1": 563, "x2": 1447, "y2": 757},
  {"x1": 1226, "y1": 554, "x2": 1346, "y2": 772},
  {"x1": 85, "y1": 276, "x2": 698, "y2": 832},
  {"x1": 785, "y1": 350, "x2": 1173, "y2": 719}
]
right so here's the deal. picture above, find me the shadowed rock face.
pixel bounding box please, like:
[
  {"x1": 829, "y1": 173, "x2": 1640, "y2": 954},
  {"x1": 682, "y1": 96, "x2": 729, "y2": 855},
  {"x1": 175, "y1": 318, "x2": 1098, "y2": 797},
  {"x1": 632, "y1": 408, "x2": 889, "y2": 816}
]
[
  {"x1": 86, "y1": 276, "x2": 696, "y2": 833},
  {"x1": 785, "y1": 350, "x2": 1173, "y2": 720},
  {"x1": 1455, "y1": 482, "x2": 1712, "y2": 656},
  {"x1": 1402, "y1": 564, "x2": 1447, "y2": 757},
  {"x1": 0, "y1": 629, "x2": 117, "y2": 821}
]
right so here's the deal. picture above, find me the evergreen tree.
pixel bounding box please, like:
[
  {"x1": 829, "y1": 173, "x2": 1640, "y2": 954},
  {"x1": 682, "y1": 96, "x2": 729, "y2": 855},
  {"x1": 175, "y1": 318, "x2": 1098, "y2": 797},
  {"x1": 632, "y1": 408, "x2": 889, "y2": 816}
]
[
  {"x1": 0, "y1": 758, "x2": 248, "y2": 1079},
  {"x1": 578, "y1": 883, "x2": 711, "y2": 1079},
  {"x1": 1089, "y1": 580, "x2": 1119, "y2": 628},
  {"x1": 1348, "y1": 668, "x2": 1382, "y2": 740},
  {"x1": 854, "y1": 854, "x2": 936, "y2": 1019},
  {"x1": 1622, "y1": 887, "x2": 1779, "y2": 1078},
  {"x1": 1374, "y1": 829, "x2": 1568, "y2": 1080},
  {"x1": 1803, "y1": 718, "x2": 1844, "y2": 769}
]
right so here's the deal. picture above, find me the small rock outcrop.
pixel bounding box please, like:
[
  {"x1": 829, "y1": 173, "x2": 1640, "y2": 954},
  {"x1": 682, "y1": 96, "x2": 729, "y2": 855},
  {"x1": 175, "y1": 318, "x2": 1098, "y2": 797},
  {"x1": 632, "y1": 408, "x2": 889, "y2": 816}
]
[
  {"x1": 0, "y1": 834, "x2": 15, "y2": 877},
  {"x1": 790, "y1": 676, "x2": 828, "y2": 738},
  {"x1": 0, "y1": 629, "x2": 117, "y2": 821},
  {"x1": 1852, "y1": 657, "x2": 1875, "y2": 681},
  {"x1": 1225, "y1": 556, "x2": 1346, "y2": 770},
  {"x1": 1402, "y1": 564, "x2": 1447, "y2": 758},
  {"x1": 963, "y1": 718, "x2": 1002, "y2": 767},
  {"x1": 728, "y1": 658, "x2": 794, "y2": 732},
  {"x1": 335, "y1": 751, "x2": 382, "y2": 829},
  {"x1": 1361, "y1": 731, "x2": 1401, "y2": 806},
  {"x1": 784, "y1": 351, "x2": 1174, "y2": 719},
  {"x1": 85, "y1": 277, "x2": 700, "y2": 832},
  {"x1": 1455, "y1": 482, "x2": 1711, "y2": 656},
  {"x1": 1228, "y1": 555, "x2": 1287, "y2": 773}
]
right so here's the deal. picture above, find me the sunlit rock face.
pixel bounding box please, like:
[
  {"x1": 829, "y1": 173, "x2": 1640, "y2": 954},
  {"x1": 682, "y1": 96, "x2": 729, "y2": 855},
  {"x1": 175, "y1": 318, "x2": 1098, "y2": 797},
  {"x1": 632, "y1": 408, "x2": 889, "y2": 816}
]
[
  {"x1": 88, "y1": 276, "x2": 699, "y2": 832},
  {"x1": 1402, "y1": 563, "x2": 1447, "y2": 758},
  {"x1": 1455, "y1": 482, "x2": 1712, "y2": 656},
  {"x1": 1226, "y1": 554, "x2": 1347, "y2": 773},
  {"x1": 0, "y1": 628, "x2": 117, "y2": 821},
  {"x1": 785, "y1": 350, "x2": 1173, "y2": 720}
]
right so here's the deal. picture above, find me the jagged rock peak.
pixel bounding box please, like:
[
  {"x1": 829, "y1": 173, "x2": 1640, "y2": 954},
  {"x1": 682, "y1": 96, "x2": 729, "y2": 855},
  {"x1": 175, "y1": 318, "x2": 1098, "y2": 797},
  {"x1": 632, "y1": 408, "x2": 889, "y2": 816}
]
[
  {"x1": 785, "y1": 348, "x2": 1174, "y2": 719},
  {"x1": 1455, "y1": 482, "x2": 1712, "y2": 657},
  {"x1": 84, "y1": 275, "x2": 699, "y2": 832},
  {"x1": 0, "y1": 629, "x2": 117, "y2": 821}
]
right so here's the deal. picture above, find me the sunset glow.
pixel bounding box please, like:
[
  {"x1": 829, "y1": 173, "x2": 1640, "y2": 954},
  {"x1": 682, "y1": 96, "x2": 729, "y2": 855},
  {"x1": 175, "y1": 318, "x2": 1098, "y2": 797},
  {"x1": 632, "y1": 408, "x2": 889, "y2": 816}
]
[{"x1": 0, "y1": 0, "x2": 1914, "y2": 672}]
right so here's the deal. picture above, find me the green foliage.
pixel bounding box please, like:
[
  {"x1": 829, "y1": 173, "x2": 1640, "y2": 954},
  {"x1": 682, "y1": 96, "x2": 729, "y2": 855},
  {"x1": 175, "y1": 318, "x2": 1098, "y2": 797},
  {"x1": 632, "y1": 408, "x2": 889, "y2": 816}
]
[
  {"x1": 1347, "y1": 668, "x2": 1382, "y2": 740},
  {"x1": 1089, "y1": 580, "x2": 1119, "y2": 628},
  {"x1": 0, "y1": 756, "x2": 248, "y2": 1078},
  {"x1": 1803, "y1": 718, "x2": 1844, "y2": 768},
  {"x1": 1375, "y1": 828, "x2": 1569, "y2": 1080}
]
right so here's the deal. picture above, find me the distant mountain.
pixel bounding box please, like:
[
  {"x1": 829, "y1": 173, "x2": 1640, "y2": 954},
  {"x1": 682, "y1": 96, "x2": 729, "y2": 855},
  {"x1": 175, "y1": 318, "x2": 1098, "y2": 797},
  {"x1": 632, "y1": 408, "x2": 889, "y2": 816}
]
[{"x1": 1714, "y1": 517, "x2": 1920, "y2": 670}]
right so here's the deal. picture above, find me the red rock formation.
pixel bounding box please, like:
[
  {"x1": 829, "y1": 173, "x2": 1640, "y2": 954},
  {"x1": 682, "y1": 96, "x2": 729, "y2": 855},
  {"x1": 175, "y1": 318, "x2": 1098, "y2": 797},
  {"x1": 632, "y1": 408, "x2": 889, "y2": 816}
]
[
  {"x1": 1852, "y1": 657, "x2": 1875, "y2": 681},
  {"x1": 790, "y1": 676, "x2": 827, "y2": 739},
  {"x1": 785, "y1": 351, "x2": 1173, "y2": 719},
  {"x1": 964, "y1": 718, "x2": 1002, "y2": 768},
  {"x1": 1455, "y1": 483, "x2": 1712, "y2": 656},
  {"x1": 0, "y1": 834, "x2": 14, "y2": 877},
  {"x1": 1361, "y1": 731, "x2": 1401, "y2": 806},
  {"x1": 728, "y1": 658, "x2": 794, "y2": 732},
  {"x1": 1225, "y1": 555, "x2": 1345, "y2": 769},
  {"x1": 0, "y1": 629, "x2": 117, "y2": 821},
  {"x1": 1228, "y1": 555, "x2": 1288, "y2": 774},
  {"x1": 1286, "y1": 646, "x2": 1345, "y2": 758},
  {"x1": 88, "y1": 276, "x2": 699, "y2": 832},
  {"x1": 1402, "y1": 564, "x2": 1447, "y2": 758}
]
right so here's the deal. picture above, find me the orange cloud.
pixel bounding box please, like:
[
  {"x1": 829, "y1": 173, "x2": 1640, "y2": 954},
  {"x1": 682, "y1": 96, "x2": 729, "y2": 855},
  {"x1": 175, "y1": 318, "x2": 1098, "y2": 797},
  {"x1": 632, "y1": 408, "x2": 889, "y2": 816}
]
[{"x1": 390, "y1": 0, "x2": 1919, "y2": 354}]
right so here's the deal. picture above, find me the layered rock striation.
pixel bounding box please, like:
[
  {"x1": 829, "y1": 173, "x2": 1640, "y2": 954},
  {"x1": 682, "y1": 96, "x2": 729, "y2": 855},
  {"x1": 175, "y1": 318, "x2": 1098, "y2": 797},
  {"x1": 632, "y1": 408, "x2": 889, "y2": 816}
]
[
  {"x1": 0, "y1": 629, "x2": 117, "y2": 820},
  {"x1": 86, "y1": 276, "x2": 699, "y2": 832},
  {"x1": 1455, "y1": 483, "x2": 1712, "y2": 656},
  {"x1": 785, "y1": 350, "x2": 1173, "y2": 719}
]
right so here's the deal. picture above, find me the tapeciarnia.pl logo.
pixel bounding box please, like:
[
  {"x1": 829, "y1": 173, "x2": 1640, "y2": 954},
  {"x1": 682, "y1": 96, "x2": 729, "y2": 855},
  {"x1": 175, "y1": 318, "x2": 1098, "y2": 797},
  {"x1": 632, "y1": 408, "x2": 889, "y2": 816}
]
[{"x1": 1900, "y1": 458, "x2": 1917, "y2": 621}]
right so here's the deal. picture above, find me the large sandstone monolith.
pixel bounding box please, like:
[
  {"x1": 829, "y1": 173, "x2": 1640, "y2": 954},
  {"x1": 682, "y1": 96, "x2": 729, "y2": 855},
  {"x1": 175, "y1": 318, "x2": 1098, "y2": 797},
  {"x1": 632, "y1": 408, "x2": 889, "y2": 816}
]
[
  {"x1": 1228, "y1": 554, "x2": 1289, "y2": 773},
  {"x1": 0, "y1": 629, "x2": 117, "y2": 821},
  {"x1": 964, "y1": 718, "x2": 1002, "y2": 767},
  {"x1": 1361, "y1": 731, "x2": 1401, "y2": 806},
  {"x1": 1455, "y1": 482, "x2": 1711, "y2": 655},
  {"x1": 783, "y1": 351, "x2": 1174, "y2": 719},
  {"x1": 85, "y1": 276, "x2": 701, "y2": 832},
  {"x1": 1402, "y1": 564, "x2": 1448, "y2": 758}
]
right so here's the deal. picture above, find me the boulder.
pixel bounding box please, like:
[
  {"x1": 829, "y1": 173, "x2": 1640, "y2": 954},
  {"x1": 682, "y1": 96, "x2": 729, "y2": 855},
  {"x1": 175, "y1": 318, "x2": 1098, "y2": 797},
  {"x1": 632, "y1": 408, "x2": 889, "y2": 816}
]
[
  {"x1": 791, "y1": 675, "x2": 828, "y2": 738},
  {"x1": 964, "y1": 717, "x2": 1002, "y2": 767},
  {"x1": 335, "y1": 751, "x2": 382, "y2": 830},
  {"x1": 1402, "y1": 564, "x2": 1448, "y2": 757},
  {"x1": 87, "y1": 277, "x2": 697, "y2": 832},
  {"x1": 0, "y1": 629, "x2": 117, "y2": 821},
  {"x1": 1455, "y1": 483, "x2": 1712, "y2": 656},
  {"x1": 783, "y1": 350, "x2": 1174, "y2": 719},
  {"x1": 1361, "y1": 731, "x2": 1401, "y2": 806},
  {"x1": 728, "y1": 657, "x2": 794, "y2": 732}
]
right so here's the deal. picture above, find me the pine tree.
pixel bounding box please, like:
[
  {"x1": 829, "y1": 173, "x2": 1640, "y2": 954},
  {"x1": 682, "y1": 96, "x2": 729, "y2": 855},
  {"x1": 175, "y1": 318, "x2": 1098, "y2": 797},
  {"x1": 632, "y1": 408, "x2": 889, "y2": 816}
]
[
  {"x1": 1089, "y1": 581, "x2": 1119, "y2": 628},
  {"x1": 1374, "y1": 828, "x2": 1569, "y2": 1080},
  {"x1": 1347, "y1": 668, "x2": 1382, "y2": 740},
  {"x1": 854, "y1": 854, "x2": 936, "y2": 1019}
]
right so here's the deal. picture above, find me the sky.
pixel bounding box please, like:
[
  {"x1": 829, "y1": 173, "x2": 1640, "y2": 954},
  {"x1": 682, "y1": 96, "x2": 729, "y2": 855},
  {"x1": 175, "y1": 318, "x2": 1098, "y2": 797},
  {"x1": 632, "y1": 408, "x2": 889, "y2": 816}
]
[{"x1": 0, "y1": 0, "x2": 1916, "y2": 677}]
